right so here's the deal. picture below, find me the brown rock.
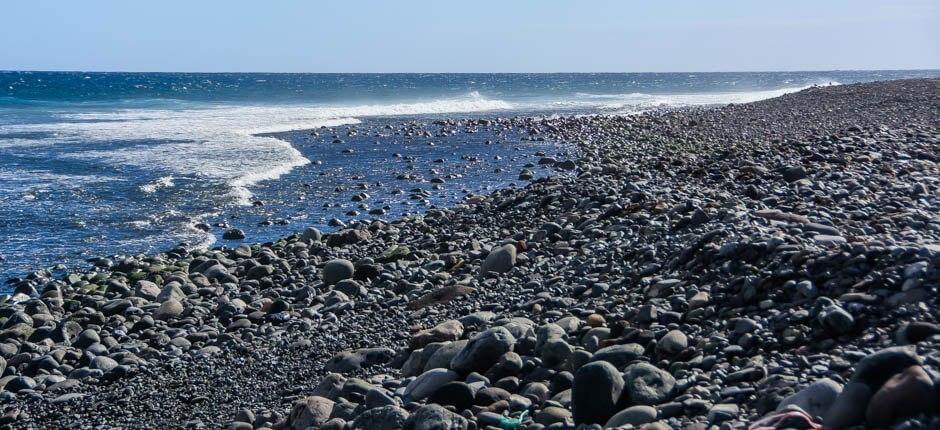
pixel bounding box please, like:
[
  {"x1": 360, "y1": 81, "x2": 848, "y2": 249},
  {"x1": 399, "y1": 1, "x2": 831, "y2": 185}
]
[
  {"x1": 411, "y1": 320, "x2": 464, "y2": 349},
  {"x1": 865, "y1": 365, "x2": 937, "y2": 427},
  {"x1": 586, "y1": 314, "x2": 606, "y2": 328},
  {"x1": 287, "y1": 396, "x2": 335, "y2": 430}
]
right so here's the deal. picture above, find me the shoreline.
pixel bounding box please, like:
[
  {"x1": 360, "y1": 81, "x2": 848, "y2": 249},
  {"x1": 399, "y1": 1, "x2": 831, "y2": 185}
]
[{"x1": 1, "y1": 79, "x2": 938, "y2": 428}]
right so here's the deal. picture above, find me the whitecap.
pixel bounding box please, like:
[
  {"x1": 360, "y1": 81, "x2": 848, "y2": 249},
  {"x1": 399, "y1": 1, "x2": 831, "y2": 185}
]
[
  {"x1": 139, "y1": 176, "x2": 175, "y2": 193},
  {"x1": 0, "y1": 92, "x2": 514, "y2": 206}
]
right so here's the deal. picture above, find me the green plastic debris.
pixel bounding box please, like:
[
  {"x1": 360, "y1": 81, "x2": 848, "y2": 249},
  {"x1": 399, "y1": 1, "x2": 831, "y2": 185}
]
[{"x1": 497, "y1": 410, "x2": 529, "y2": 430}]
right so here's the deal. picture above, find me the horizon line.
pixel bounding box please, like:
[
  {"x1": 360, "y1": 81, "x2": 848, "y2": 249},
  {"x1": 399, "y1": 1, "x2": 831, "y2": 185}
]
[{"x1": 2, "y1": 68, "x2": 939, "y2": 75}]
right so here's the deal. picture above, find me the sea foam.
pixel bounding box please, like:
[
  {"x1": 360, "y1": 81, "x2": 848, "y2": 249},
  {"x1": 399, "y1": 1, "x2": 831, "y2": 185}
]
[{"x1": 0, "y1": 92, "x2": 514, "y2": 205}]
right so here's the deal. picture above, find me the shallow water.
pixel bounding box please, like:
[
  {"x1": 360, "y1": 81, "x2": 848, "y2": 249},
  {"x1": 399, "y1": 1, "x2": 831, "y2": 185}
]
[{"x1": 2, "y1": 70, "x2": 938, "y2": 285}]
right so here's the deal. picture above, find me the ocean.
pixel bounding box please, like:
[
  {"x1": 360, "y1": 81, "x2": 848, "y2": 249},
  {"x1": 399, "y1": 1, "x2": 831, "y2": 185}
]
[{"x1": 1, "y1": 70, "x2": 937, "y2": 285}]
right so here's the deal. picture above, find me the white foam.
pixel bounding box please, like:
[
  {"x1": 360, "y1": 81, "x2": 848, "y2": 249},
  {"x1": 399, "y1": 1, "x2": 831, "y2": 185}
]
[
  {"x1": 139, "y1": 176, "x2": 175, "y2": 193},
  {"x1": 0, "y1": 92, "x2": 513, "y2": 205},
  {"x1": 558, "y1": 83, "x2": 839, "y2": 113}
]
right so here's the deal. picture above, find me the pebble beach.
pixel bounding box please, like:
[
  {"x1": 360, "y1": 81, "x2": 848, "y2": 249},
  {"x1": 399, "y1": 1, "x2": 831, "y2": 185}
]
[{"x1": 1, "y1": 79, "x2": 938, "y2": 429}]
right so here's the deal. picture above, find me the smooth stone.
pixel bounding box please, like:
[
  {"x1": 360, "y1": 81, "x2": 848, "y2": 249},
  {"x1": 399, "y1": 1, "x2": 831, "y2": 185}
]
[
  {"x1": 404, "y1": 368, "x2": 459, "y2": 401},
  {"x1": 450, "y1": 326, "x2": 516, "y2": 374},
  {"x1": 323, "y1": 259, "x2": 355, "y2": 285},
  {"x1": 573, "y1": 361, "x2": 624, "y2": 425},
  {"x1": 865, "y1": 365, "x2": 937, "y2": 427},
  {"x1": 351, "y1": 405, "x2": 409, "y2": 430},
  {"x1": 480, "y1": 244, "x2": 517, "y2": 276},
  {"x1": 535, "y1": 406, "x2": 572, "y2": 426},
  {"x1": 623, "y1": 363, "x2": 676, "y2": 406},
  {"x1": 823, "y1": 381, "x2": 872, "y2": 429},
  {"x1": 423, "y1": 340, "x2": 468, "y2": 372},
  {"x1": 707, "y1": 403, "x2": 739, "y2": 424},
  {"x1": 850, "y1": 346, "x2": 922, "y2": 387},
  {"x1": 656, "y1": 330, "x2": 688, "y2": 356},
  {"x1": 403, "y1": 404, "x2": 468, "y2": 430},
  {"x1": 411, "y1": 320, "x2": 464, "y2": 349},
  {"x1": 604, "y1": 405, "x2": 657, "y2": 428},
  {"x1": 286, "y1": 396, "x2": 335, "y2": 430},
  {"x1": 776, "y1": 378, "x2": 842, "y2": 418},
  {"x1": 154, "y1": 298, "x2": 184, "y2": 320},
  {"x1": 427, "y1": 381, "x2": 475, "y2": 411},
  {"x1": 590, "y1": 343, "x2": 645, "y2": 369}
]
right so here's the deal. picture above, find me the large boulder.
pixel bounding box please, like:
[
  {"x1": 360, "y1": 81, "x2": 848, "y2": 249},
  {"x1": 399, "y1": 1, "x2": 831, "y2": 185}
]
[{"x1": 573, "y1": 361, "x2": 624, "y2": 424}]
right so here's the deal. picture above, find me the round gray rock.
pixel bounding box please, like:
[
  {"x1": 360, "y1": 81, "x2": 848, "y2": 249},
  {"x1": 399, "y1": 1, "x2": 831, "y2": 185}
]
[
  {"x1": 323, "y1": 259, "x2": 355, "y2": 285},
  {"x1": 623, "y1": 362, "x2": 675, "y2": 406}
]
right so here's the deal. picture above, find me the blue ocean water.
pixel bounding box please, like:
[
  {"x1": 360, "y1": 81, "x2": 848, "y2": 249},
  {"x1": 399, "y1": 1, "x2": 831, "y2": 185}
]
[{"x1": 1, "y1": 70, "x2": 938, "y2": 285}]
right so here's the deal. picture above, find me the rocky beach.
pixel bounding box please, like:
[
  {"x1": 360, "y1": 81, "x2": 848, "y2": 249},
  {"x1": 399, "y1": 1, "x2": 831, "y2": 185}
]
[{"x1": 1, "y1": 79, "x2": 938, "y2": 429}]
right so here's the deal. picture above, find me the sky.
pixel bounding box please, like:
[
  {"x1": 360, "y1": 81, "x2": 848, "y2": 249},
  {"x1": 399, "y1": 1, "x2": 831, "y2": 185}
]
[{"x1": 2, "y1": 0, "x2": 938, "y2": 73}]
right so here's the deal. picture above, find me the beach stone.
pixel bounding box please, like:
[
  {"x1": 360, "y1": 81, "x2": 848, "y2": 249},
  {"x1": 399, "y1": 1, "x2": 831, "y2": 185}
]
[
  {"x1": 222, "y1": 228, "x2": 246, "y2": 240},
  {"x1": 323, "y1": 259, "x2": 355, "y2": 285},
  {"x1": 90, "y1": 356, "x2": 118, "y2": 373},
  {"x1": 896, "y1": 321, "x2": 940, "y2": 345},
  {"x1": 656, "y1": 330, "x2": 687, "y2": 356},
  {"x1": 325, "y1": 347, "x2": 394, "y2": 373},
  {"x1": 411, "y1": 320, "x2": 464, "y2": 349},
  {"x1": 591, "y1": 343, "x2": 644, "y2": 369},
  {"x1": 850, "y1": 346, "x2": 922, "y2": 387},
  {"x1": 427, "y1": 381, "x2": 475, "y2": 411},
  {"x1": 818, "y1": 304, "x2": 854, "y2": 335},
  {"x1": 573, "y1": 361, "x2": 624, "y2": 424},
  {"x1": 623, "y1": 363, "x2": 675, "y2": 406},
  {"x1": 351, "y1": 405, "x2": 408, "y2": 430},
  {"x1": 423, "y1": 340, "x2": 468, "y2": 372},
  {"x1": 536, "y1": 323, "x2": 566, "y2": 349},
  {"x1": 480, "y1": 244, "x2": 516, "y2": 276},
  {"x1": 334, "y1": 279, "x2": 366, "y2": 297},
  {"x1": 311, "y1": 373, "x2": 347, "y2": 400},
  {"x1": 4, "y1": 376, "x2": 36, "y2": 392},
  {"x1": 541, "y1": 338, "x2": 574, "y2": 368},
  {"x1": 326, "y1": 228, "x2": 371, "y2": 247},
  {"x1": 156, "y1": 284, "x2": 186, "y2": 303},
  {"x1": 73, "y1": 329, "x2": 100, "y2": 349},
  {"x1": 154, "y1": 298, "x2": 184, "y2": 320},
  {"x1": 246, "y1": 264, "x2": 274, "y2": 280},
  {"x1": 781, "y1": 165, "x2": 807, "y2": 182},
  {"x1": 450, "y1": 326, "x2": 515, "y2": 374},
  {"x1": 776, "y1": 378, "x2": 842, "y2": 418},
  {"x1": 823, "y1": 381, "x2": 872, "y2": 429},
  {"x1": 403, "y1": 404, "x2": 467, "y2": 430},
  {"x1": 301, "y1": 227, "x2": 322, "y2": 242},
  {"x1": 535, "y1": 406, "x2": 572, "y2": 426},
  {"x1": 404, "y1": 368, "x2": 459, "y2": 401},
  {"x1": 865, "y1": 365, "x2": 937, "y2": 427},
  {"x1": 134, "y1": 280, "x2": 161, "y2": 300},
  {"x1": 287, "y1": 396, "x2": 335, "y2": 430},
  {"x1": 708, "y1": 403, "x2": 739, "y2": 424},
  {"x1": 605, "y1": 405, "x2": 657, "y2": 428}
]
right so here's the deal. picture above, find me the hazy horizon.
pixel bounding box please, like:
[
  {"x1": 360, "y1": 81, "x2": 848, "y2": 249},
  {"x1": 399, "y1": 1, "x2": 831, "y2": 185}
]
[{"x1": 3, "y1": 0, "x2": 938, "y2": 73}]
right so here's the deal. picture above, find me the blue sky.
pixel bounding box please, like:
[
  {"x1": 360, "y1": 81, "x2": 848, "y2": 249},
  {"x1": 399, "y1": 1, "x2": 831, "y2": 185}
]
[{"x1": 2, "y1": 0, "x2": 937, "y2": 72}]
